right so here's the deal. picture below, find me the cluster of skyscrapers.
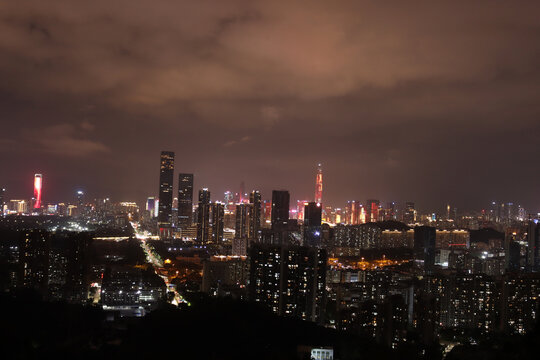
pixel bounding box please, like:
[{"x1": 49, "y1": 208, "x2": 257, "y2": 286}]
[{"x1": 1, "y1": 151, "x2": 540, "y2": 356}]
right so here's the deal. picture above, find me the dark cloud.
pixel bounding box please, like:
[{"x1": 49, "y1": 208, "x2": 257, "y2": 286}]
[{"x1": 0, "y1": 1, "x2": 539, "y2": 213}]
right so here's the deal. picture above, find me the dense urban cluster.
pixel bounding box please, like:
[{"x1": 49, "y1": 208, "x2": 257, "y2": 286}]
[{"x1": 1, "y1": 152, "x2": 539, "y2": 359}]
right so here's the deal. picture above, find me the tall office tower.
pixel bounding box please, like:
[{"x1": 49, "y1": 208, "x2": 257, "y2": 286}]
[
  {"x1": 384, "y1": 201, "x2": 397, "y2": 221},
  {"x1": 33, "y1": 174, "x2": 42, "y2": 209},
  {"x1": 271, "y1": 190, "x2": 290, "y2": 229},
  {"x1": 249, "y1": 190, "x2": 262, "y2": 240},
  {"x1": 177, "y1": 173, "x2": 194, "y2": 230},
  {"x1": 146, "y1": 197, "x2": 156, "y2": 216},
  {"x1": 158, "y1": 151, "x2": 175, "y2": 236},
  {"x1": 366, "y1": 199, "x2": 379, "y2": 222},
  {"x1": 262, "y1": 200, "x2": 272, "y2": 228},
  {"x1": 19, "y1": 229, "x2": 51, "y2": 296},
  {"x1": 76, "y1": 190, "x2": 84, "y2": 212},
  {"x1": 296, "y1": 200, "x2": 309, "y2": 221},
  {"x1": 304, "y1": 202, "x2": 322, "y2": 247},
  {"x1": 403, "y1": 202, "x2": 416, "y2": 224},
  {"x1": 527, "y1": 221, "x2": 540, "y2": 272},
  {"x1": 345, "y1": 200, "x2": 362, "y2": 225},
  {"x1": 211, "y1": 202, "x2": 224, "y2": 244},
  {"x1": 414, "y1": 226, "x2": 436, "y2": 274},
  {"x1": 249, "y1": 244, "x2": 327, "y2": 323},
  {"x1": 314, "y1": 163, "x2": 323, "y2": 204},
  {"x1": 197, "y1": 188, "x2": 211, "y2": 245}
]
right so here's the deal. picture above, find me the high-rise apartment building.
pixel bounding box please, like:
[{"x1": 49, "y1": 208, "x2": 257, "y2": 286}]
[
  {"x1": 19, "y1": 229, "x2": 51, "y2": 295},
  {"x1": 234, "y1": 203, "x2": 251, "y2": 256},
  {"x1": 414, "y1": 226, "x2": 436, "y2": 274},
  {"x1": 249, "y1": 243, "x2": 327, "y2": 323}
]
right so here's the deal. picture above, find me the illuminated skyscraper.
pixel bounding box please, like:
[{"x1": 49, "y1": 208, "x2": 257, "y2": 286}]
[
  {"x1": 211, "y1": 202, "x2": 224, "y2": 244},
  {"x1": 271, "y1": 190, "x2": 290, "y2": 229},
  {"x1": 33, "y1": 174, "x2": 42, "y2": 209},
  {"x1": 158, "y1": 151, "x2": 175, "y2": 236},
  {"x1": 224, "y1": 191, "x2": 234, "y2": 211},
  {"x1": 76, "y1": 190, "x2": 84, "y2": 207},
  {"x1": 234, "y1": 203, "x2": 250, "y2": 256},
  {"x1": 146, "y1": 197, "x2": 156, "y2": 216},
  {"x1": 178, "y1": 173, "x2": 194, "y2": 230},
  {"x1": 296, "y1": 200, "x2": 309, "y2": 222},
  {"x1": 249, "y1": 190, "x2": 262, "y2": 240},
  {"x1": 262, "y1": 200, "x2": 272, "y2": 228},
  {"x1": 403, "y1": 202, "x2": 416, "y2": 224},
  {"x1": 366, "y1": 199, "x2": 379, "y2": 222},
  {"x1": 197, "y1": 188, "x2": 211, "y2": 245},
  {"x1": 314, "y1": 164, "x2": 323, "y2": 204},
  {"x1": 345, "y1": 201, "x2": 364, "y2": 225}
]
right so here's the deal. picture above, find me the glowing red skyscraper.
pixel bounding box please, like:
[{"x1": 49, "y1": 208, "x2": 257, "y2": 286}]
[
  {"x1": 314, "y1": 164, "x2": 323, "y2": 204},
  {"x1": 33, "y1": 174, "x2": 42, "y2": 209}
]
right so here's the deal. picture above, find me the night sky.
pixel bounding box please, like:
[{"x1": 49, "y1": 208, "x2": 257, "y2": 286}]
[{"x1": 1, "y1": 1, "x2": 539, "y2": 213}]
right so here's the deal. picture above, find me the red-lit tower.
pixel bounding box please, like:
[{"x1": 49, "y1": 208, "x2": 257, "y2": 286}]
[
  {"x1": 314, "y1": 164, "x2": 323, "y2": 204},
  {"x1": 33, "y1": 174, "x2": 42, "y2": 209}
]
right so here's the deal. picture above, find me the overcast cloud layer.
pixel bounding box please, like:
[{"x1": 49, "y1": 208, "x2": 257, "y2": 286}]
[{"x1": 1, "y1": 0, "x2": 539, "y2": 213}]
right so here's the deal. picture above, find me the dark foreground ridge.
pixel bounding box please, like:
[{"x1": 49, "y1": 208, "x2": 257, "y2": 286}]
[
  {"x1": 2, "y1": 290, "x2": 540, "y2": 360},
  {"x1": 0, "y1": 290, "x2": 396, "y2": 360}
]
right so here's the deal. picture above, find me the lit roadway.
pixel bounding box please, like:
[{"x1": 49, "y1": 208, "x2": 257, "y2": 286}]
[{"x1": 131, "y1": 222, "x2": 189, "y2": 306}]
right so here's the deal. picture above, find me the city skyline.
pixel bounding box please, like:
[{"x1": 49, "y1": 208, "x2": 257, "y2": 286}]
[
  {"x1": 0, "y1": 164, "x2": 537, "y2": 216},
  {"x1": 1, "y1": 1, "x2": 540, "y2": 212},
  {"x1": 2, "y1": 2, "x2": 540, "y2": 359}
]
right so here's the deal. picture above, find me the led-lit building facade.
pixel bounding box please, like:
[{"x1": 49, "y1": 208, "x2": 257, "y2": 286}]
[
  {"x1": 314, "y1": 163, "x2": 323, "y2": 204},
  {"x1": 33, "y1": 174, "x2": 42, "y2": 209},
  {"x1": 366, "y1": 199, "x2": 380, "y2": 223}
]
